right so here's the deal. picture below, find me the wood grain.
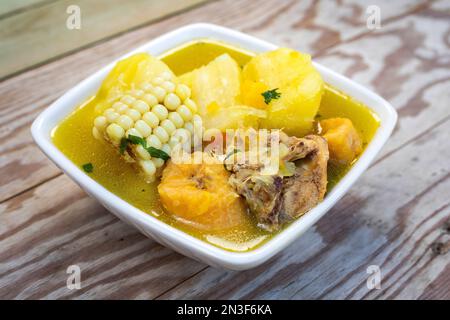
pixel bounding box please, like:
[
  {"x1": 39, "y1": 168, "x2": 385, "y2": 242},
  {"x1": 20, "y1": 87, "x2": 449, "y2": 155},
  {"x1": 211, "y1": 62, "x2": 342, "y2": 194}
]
[
  {"x1": 0, "y1": 0, "x2": 210, "y2": 80},
  {"x1": 0, "y1": 174, "x2": 205, "y2": 299},
  {"x1": 0, "y1": 0, "x2": 49, "y2": 18},
  {"x1": 0, "y1": 0, "x2": 449, "y2": 299}
]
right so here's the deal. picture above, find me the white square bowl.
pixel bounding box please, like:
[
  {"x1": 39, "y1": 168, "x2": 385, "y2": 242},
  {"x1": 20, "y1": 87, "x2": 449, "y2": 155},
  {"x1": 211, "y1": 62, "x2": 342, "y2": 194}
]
[{"x1": 31, "y1": 23, "x2": 397, "y2": 270}]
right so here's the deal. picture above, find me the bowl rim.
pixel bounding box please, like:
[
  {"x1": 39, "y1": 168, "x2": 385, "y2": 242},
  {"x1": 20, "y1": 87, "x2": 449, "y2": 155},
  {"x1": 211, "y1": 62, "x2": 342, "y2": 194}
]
[{"x1": 31, "y1": 23, "x2": 397, "y2": 270}]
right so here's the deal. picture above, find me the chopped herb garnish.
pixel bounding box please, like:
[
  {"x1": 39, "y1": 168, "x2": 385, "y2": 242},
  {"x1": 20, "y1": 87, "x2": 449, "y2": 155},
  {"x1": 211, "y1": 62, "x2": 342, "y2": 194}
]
[
  {"x1": 146, "y1": 146, "x2": 170, "y2": 161},
  {"x1": 82, "y1": 163, "x2": 93, "y2": 173},
  {"x1": 119, "y1": 138, "x2": 128, "y2": 154},
  {"x1": 127, "y1": 135, "x2": 147, "y2": 148},
  {"x1": 262, "y1": 88, "x2": 281, "y2": 104},
  {"x1": 126, "y1": 134, "x2": 170, "y2": 160}
]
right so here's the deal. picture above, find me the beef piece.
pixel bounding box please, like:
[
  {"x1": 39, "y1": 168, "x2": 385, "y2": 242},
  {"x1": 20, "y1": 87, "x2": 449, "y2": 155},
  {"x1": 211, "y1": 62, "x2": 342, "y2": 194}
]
[
  {"x1": 281, "y1": 135, "x2": 329, "y2": 222},
  {"x1": 228, "y1": 134, "x2": 329, "y2": 231}
]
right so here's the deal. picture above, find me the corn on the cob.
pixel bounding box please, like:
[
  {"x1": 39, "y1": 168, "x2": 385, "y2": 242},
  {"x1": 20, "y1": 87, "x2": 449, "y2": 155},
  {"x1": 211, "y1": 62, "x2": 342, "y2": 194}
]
[{"x1": 93, "y1": 72, "x2": 198, "y2": 182}]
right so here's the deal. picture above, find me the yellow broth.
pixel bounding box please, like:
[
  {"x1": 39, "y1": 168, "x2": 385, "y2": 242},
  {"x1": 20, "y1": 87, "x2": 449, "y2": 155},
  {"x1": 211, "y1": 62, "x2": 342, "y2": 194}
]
[{"x1": 52, "y1": 40, "x2": 379, "y2": 251}]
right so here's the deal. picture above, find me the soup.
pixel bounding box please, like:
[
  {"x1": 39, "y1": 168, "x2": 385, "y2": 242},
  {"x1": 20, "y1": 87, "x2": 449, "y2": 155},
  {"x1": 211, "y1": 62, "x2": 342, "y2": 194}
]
[{"x1": 52, "y1": 40, "x2": 379, "y2": 251}]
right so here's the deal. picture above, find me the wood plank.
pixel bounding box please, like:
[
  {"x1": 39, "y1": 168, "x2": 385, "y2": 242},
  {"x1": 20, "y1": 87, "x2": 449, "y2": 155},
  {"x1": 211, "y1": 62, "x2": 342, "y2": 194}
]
[
  {"x1": 0, "y1": 174, "x2": 205, "y2": 299},
  {"x1": 315, "y1": 0, "x2": 450, "y2": 158},
  {"x1": 0, "y1": 0, "x2": 427, "y2": 202},
  {"x1": 418, "y1": 264, "x2": 450, "y2": 299},
  {"x1": 0, "y1": 0, "x2": 49, "y2": 18},
  {"x1": 2, "y1": 0, "x2": 449, "y2": 299},
  {"x1": 0, "y1": 0, "x2": 210, "y2": 80}
]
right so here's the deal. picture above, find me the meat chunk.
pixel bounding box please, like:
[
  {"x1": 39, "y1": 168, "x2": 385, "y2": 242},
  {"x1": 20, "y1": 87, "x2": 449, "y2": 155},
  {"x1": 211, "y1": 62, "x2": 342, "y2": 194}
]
[
  {"x1": 281, "y1": 135, "x2": 329, "y2": 221},
  {"x1": 229, "y1": 169, "x2": 284, "y2": 228},
  {"x1": 228, "y1": 134, "x2": 329, "y2": 231}
]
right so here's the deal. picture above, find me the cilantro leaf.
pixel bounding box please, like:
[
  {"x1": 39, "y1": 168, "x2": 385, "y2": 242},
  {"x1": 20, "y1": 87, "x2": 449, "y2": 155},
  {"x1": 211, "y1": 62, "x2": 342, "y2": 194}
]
[
  {"x1": 119, "y1": 138, "x2": 128, "y2": 154},
  {"x1": 82, "y1": 163, "x2": 93, "y2": 173},
  {"x1": 124, "y1": 134, "x2": 170, "y2": 160},
  {"x1": 127, "y1": 135, "x2": 147, "y2": 148},
  {"x1": 261, "y1": 88, "x2": 281, "y2": 104},
  {"x1": 146, "y1": 146, "x2": 170, "y2": 161}
]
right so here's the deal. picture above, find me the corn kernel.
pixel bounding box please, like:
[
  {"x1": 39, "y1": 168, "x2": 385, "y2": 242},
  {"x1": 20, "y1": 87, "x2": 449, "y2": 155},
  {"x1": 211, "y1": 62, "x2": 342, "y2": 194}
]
[
  {"x1": 168, "y1": 112, "x2": 184, "y2": 128},
  {"x1": 184, "y1": 121, "x2": 194, "y2": 134},
  {"x1": 146, "y1": 134, "x2": 162, "y2": 149},
  {"x1": 104, "y1": 108, "x2": 120, "y2": 122},
  {"x1": 162, "y1": 81, "x2": 176, "y2": 93},
  {"x1": 130, "y1": 89, "x2": 144, "y2": 98},
  {"x1": 142, "y1": 94, "x2": 158, "y2": 107},
  {"x1": 152, "y1": 86, "x2": 166, "y2": 103},
  {"x1": 140, "y1": 82, "x2": 153, "y2": 92},
  {"x1": 132, "y1": 100, "x2": 150, "y2": 114},
  {"x1": 126, "y1": 109, "x2": 141, "y2": 121},
  {"x1": 160, "y1": 71, "x2": 173, "y2": 81},
  {"x1": 106, "y1": 123, "x2": 125, "y2": 143},
  {"x1": 177, "y1": 104, "x2": 193, "y2": 121},
  {"x1": 94, "y1": 116, "x2": 107, "y2": 130},
  {"x1": 120, "y1": 95, "x2": 136, "y2": 105},
  {"x1": 153, "y1": 126, "x2": 169, "y2": 143},
  {"x1": 168, "y1": 136, "x2": 180, "y2": 149},
  {"x1": 140, "y1": 160, "x2": 156, "y2": 176},
  {"x1": 173, "y1": 128, "x2": 191, "y2": 144},
  {"x1": 164, "y1": 93, "x2": 181, "y2": 111},
  {"x1": 160, "y1": 119, "x2": 176, "y2": 135},
  {"x1": 152, "y1": 104, "x2": 168, "y2": 120},
  {"x1": 171, "y1": 129, "x2": 191, "y2": 150},
  {"x1": 152, "y1": 77, "x2": 164, "y2": 86},
  {"x1": 104, "y1": 108, "x2": 115, "y2": 115},
  {"x1": 135, "y1": 120, "x2": 152, "y2": 137},
  {"x1": 136, "y1": 145, "x2": 150, "y2": 160},
  {"x1": 192, "y1": 114, "x2": 203, "y2": 128},
  {"x1": 176, "y1": 84, "x2": 191, "y2": 101},
  {"x1": 153, "y1": 158, "x2": 165, "y2": 168},
  {"x1": 116, "y1": 115, "x2": 134, "y2": 130},
  {"x1": 112, "y1": 102, "x2": 129, "y2": 114},
  {"x1": 184, "y1": 98, "x2": 197, "y2": 113},
  {"x1": 126, "y1": 128, "x2": 142, "y2": 138},
  {"x1": 161, "y1": 143, "x2": 171, "y2": 155},
  {"x1": 142, "y1": 111, "x2": 159, "y2": 128}
]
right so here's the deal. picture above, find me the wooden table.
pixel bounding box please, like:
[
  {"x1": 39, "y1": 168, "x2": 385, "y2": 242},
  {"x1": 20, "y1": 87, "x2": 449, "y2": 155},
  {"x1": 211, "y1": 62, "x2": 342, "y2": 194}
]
[{"x1": 1, "y1": 0, "x2": 449, "y2": 300}]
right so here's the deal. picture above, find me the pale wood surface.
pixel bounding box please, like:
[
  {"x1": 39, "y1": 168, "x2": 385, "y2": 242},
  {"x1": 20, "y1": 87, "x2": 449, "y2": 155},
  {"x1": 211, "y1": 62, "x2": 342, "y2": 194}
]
[
  {"x1": 0, "y1": 0, "x2": 48, "y2": 17},
  {"x1": 0, "y1": 0, "x2": 209, "y2": 80},
  {"x1": 0, "y1": 0, "x2": 449, "y2": 299}
]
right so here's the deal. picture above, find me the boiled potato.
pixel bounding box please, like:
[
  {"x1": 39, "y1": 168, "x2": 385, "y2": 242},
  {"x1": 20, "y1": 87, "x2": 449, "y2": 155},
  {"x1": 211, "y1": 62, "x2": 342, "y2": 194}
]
[
  {"x1": 179, "y1": 53, "x2": 241, "y2": 114},
  {"x1": 204, "y1": 105, "x2": 266, "y2": 131},
  {"x1": 320, "y1": 117, "x2": 363, "y2": 165},
  {"x1": 242, "y1": 48, "x2": 324, "y2": 137},
  {"x1": 180, "y1": 54, "x2": 265, "y2": 130}
]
